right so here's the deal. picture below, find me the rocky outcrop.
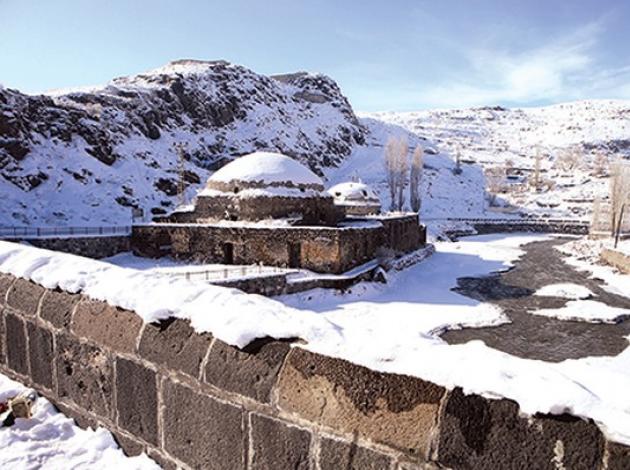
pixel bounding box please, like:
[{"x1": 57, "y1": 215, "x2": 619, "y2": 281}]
[{"x1": 0, "y1": 60, "x2": 367, "y2": 225}]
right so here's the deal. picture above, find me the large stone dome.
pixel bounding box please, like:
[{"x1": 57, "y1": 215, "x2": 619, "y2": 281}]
[
  {"x1": 203, "y1": 152, "x2": 324, "y2": 195},
  {"x1": 193, "y1": 152, "x2": 340, "y2": 224}
]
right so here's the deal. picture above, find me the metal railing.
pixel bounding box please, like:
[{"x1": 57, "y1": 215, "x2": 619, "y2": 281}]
[
  {"x1": 0, "y1": 226, "x2": 132, "y2": 239},
  {"x1": 167, "y1": 265, "x2": 287, "y2": 282},
  {"x1": 422, "y1": 217, "x2": 590, "y2": 226}
]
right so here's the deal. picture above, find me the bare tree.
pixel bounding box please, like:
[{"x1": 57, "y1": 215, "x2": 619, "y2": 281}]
[
  {"x1": 610, "y1": 161, "x2": 630, "y2": 246},
  {"x1": 556, "y1": 146, "x2": 582, "y2": 172},
  {"x1": 532, "y1": 147, "x2": 542, "y2": 192},
  {"x1": 396, "y1": 137, "x2": 409, "y2": 211},
  {"x1": 590, "y1": 197, "x2": 602, "y2": 236},
  {"x1": 592, "y1": 152, "x2": 609, "y2": 177},
  {"x1": 453, "y1": 146, "x2": 462, "y2": 175},
  {"x1": 384, "y1": 137, "x2": 398, "y2": 211},
  {"x1": 409, "y1": 145, "x2": 424, "y2": 213},
  {"x1": 384, "y1": 136, "x2": 409, "y2": 211},
  {"x1": 485, "y1": 167, "x2": 505, "y2": 207}
]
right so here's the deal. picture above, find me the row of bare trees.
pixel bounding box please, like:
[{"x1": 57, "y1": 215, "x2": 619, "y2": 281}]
[
  {"x1": 610, "y1": 161, "x2": 630, "y2": 247},
  {"x1": 384, "y1": 136, "x2": 424, "y2": 212},
  {"x1": 591, "y1": 160, "x2": 630, "y2": 247}
]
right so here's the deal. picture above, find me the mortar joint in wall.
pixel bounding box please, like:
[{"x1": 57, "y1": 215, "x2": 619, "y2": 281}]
[
  {"x1": 428, "y1": 387, "x2": 451, "y2": 462},
  {"x1": 198, "y1": 336, "x2": 216, "y2": 383},
  {"x1": 1, "y1": 275, "x2": 16, "y2": 306},
  {"x1": 134, "y1": 321, "x2": 148, "y2": 354},
  {"x1": 157, "y1": 373, "x2": 167, "y2": 456},
  {"x1": 310, "y1": 431, "x2": 321, "y2": 470},
  {"x1": 247, "y1": 411, "x2": 255, "y2": 470}
]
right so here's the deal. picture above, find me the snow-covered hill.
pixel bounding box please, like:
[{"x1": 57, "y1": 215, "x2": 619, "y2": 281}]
[
  {"x1": 368, "y1": 100, "x2": 630, "y2": 218},
  {"x1": 0, "y1": 60, "x2": 485, "y2": 226},
  {"x1": 0, "y1": 60, "x2": 368, "y2": 225},
  {"x1": 0, "y1": 60, "x2": 483, "y2": 226},
  {"x1": 324, "y1": 118, "x2": 485, "y2": 218}
]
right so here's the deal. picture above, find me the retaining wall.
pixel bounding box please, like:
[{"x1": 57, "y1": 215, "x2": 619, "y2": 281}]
[
  {"x1": 0, "y1": 273, "x2": 628, "y2": 469},
  {"x1": 601, "y1": 248, "x2": 630, "y2": 274},
  {"x1": 10, "y1": 236, "x2": 130, "y2": 259},
  {"x1": 471, "y1": 221, "x2": 589, "y2": 236}
]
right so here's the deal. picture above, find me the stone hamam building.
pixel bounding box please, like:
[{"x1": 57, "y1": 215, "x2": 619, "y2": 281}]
[{"x1": 132, "y1": 152, "x2": 425, "y2": 273}]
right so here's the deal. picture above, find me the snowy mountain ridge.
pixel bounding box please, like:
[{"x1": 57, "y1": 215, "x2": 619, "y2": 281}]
[
  {"x1": 0, "y1": 60, "x2": 366, "y2": 225},
  {"x1": 366, "y1": 99, "x2": 630, "y2": 217}
]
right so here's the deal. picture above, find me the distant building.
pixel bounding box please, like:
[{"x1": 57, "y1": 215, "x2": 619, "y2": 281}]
[
  {"x1": 132, "y1": 152, "x2": 425, "y2": 273},
  {"x1": 328, "y1": 181, "x2": 381, "y2": 216}
]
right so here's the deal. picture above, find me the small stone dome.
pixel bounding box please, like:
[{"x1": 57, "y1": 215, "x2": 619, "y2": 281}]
[
  {"x1": 203, "y1": 151, "x2": 324, "y2": 195},
  {"x1": 328, "y1": 182, "x2": 381, "y2": 215}
]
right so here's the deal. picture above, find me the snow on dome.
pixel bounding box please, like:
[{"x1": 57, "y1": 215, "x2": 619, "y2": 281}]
[
  {"x1": 209, "y1": 152, "x2": 323, "y2": 187},
  {"x1": 328, "y1": 181, "x2": 380, "y2": 203}
]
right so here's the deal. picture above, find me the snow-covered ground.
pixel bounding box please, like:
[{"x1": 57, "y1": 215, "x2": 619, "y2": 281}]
[
  {"x1": 2, "y1": 235, "x2": 630, "y2": 446},
  {"x1": 367, "y1": 100, "x2": 630, "y2": 219},
  {"x1": 534, "y1": 283, "x2": 594, "y2": 300},
  {"x1": 0, "y1": 374, "x2": 158, "y2": 469},
  {"x1": 532, "y1": 300, "x2": 630, "y2": 323},
  {"x1": 558, "y1": 238, "x2": 630, "y2": 297}
]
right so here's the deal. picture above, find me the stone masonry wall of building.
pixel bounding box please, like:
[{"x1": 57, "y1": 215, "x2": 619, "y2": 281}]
[
  {"x1": 134, "y1": 225, "x2": 374, "y2": 274},
  {"x1": 192, "y1": 194, "x2": 343, "y2": 225},
  {"x1": 0, "y1": 272, "x2": 628, "y2": 469},
  {"x1": 132, "y1": 216, "x2": 423, "y2": 275}
]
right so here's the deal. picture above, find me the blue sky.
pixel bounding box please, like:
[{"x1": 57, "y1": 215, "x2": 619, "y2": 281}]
[{"x1": 1, "y1": 0, "x2": 629, "y2": 111}]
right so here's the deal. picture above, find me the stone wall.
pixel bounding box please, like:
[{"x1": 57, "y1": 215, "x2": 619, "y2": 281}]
[
  {"x1": 471, "y1": 220, "x2": 589, "y2": 236},
  {"x1": 133, "y1": 219, "x2": 421, "y2": 275},
  {"x1": 212, "y1": 274, "x2": 288, "y2": 296},
  {"x1": 171, "y1": 194, "x2": 344, "y2": 226},
  {"x1": 13, "y1": 236, "x2": 130, "y2": 259},
  {"x1": 0, "y1": 272, "x2": 628, "y2": 469},
  {"x1": 601, "y1": 248, "x2": 630, "y2": 274}
]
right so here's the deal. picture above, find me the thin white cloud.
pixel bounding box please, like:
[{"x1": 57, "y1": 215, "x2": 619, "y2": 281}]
[{"x1": 413, "y1": 20, "x2": 630, "y2": 108}]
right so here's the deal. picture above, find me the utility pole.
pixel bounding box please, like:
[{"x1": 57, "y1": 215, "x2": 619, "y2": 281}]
[{"x1": 173, "y1": 142, "x2": 188, "y2": 207}]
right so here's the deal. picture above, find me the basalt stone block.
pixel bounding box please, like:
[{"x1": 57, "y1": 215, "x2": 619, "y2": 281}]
[
  {"x1": 163, "y1": 380, "x2": 245, "y2": 470},
  {"x1": 319, "y1": 437, "x2": 393, "y2": 470},
  {"x1": 27, "y1": 321, "x2": 54, "y2": 389},
  {"x1": 435, "y1": 387, "x2": 605, "y2": 470},
  {"x1": 0, "y1": 309, "x2": 5, "y2": 364},
  {"x1": 147, "y1": 449, "x2": 178, "y2": 470},
  {"x1": 277, "y1": 348, "x2": 445, "y2": 458},
  {"x1": 39, "y1": 289, "x2": 80, "y2": 329},
  {"x1": 71, "y1": 300, "x2": 142, "y2": 354},
  {"x1": 250, "y1": 414, "x2": 311, "y2": 470},
  {"x1": 0, "y1": 273, "x2": 15, "y2": 305},
  {"x1": 6, "y1": 278, "x2": 44, "y2": 317},
  {"x1": 537, "y1": 412, "x2": 604, "y2": 470},
  {"x1": 115, "y1": 358, "x2": 158, "y2": 445},
  {"x1": 138, "y1": 318, "x2": 212, "y2": 378},
  {"x1": 606, "y1": 441, "x2": 630, "y2": 469},
  {"x1": 56, "y1": 333, "x2": 113, "y2": 419},
  {"x1": 54, "y1": 401, "x2": 99, "y2": 430},
  {"x1": 5, "y1": 312, "x2": 28, "y2": 375},
  {"x1": 204, "y1": 337, "x2": 291, "y2": 403},
  {"x1": 112, "y1": 430, "x2": 145, "y2": 457}
]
